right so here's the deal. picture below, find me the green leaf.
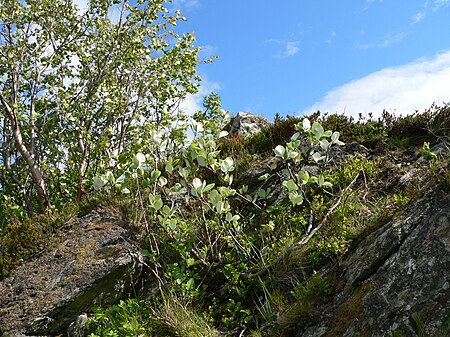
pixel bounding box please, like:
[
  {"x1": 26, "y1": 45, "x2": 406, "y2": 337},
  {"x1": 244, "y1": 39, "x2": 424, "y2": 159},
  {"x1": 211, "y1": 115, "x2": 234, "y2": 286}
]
[
  {"x1": 289, "y1": 192, "x2": 303, "y2": 206},
  {"x1": 197, "y1": 156, "x2": 207, "y2": 167},
  {"x1": 297, "y1": 171, "x2": 310, "y2": 185},
  {"x1": 186, "y1": 278, "x2": 195, "y2": 290},
  {"x1": 318, "y1": 175, "x2": 325, "y2": 187},
  {"x1": 165, "y1": 163, "x2": 174, "y2": 174},
  {"x1": 116, "y1": 174, "x2": 126, "y2": 185},
  {"x1": 141, "y1": 249, "x2": 151, "y2": 257},
  {"x1": 263, "y1": 220, "x2": 275, "y2": 231},
  {"x1": 161, "y1": 205, "x2": 172, "y2": 217},
  {"x1": 209, "y1": 189, "x2": 222, "y2": 204},
  {"x1": 219, "y1": 130, "x2": 229, "y2": 138},
  {"x1": 311, "y1": 122, "x2": 325, "y2": 139},
  {"x1": 324, "y1": 130, "x2": 333, "y2": 138},
  {"x1": 302, "y1": 118, "x2": 311, "y2": 131},
  {"x1": 93, "y1": 176, "x2": 107, "y2": 191},
  {"x1": 192, "y1": 177, "x2": 203, "y2": 190},
  {"x1": 320, "y1": 139, "x2": 330, "y2": 150},
  {"x1": 158, "y1": 176, "x2": 168, "y2": 187},
  {"x1": 257, "y1": 189, "x2": 267, "y2": 198},
  {"x1": 204, "y1": 183, "x2": 215, "y2": 193},
  {"x1": 132, "y1": 152, "x2": 146, "y2": 166},
  {"x1": 216, "y1": 201, "x2": 230, "y2": 214},
  {"x1": 223, "y1": 174, "x2": 234, "y2": 186},
  {"x1": 220, "y1": 157, "x2": 234, "y2": 173},
  {"x1": 259, "y1": 173, "x2": 270, "y2": 181},
  {"x1": 289, "y1": 139, "x2": 301, "y2": 148},
  {"x1": 105, "y1": 171, "x2": 115, "y2": 183},
  {"x1": 149, "y1": 195, "x2": 163, "y2": 211},
  {"x1": 225, "y1": 212, "x2": 240, "y2": 222},
  {"x1": 331, "y1": 131, "x2": 340, "y2": 143},
  {"x1": 312, "y1": 152, "x2": 326, "y2": 162},
  {"x1": 121, "y1": 187, "x2": 131, "y2": 194},
  {"x1": 291, "y1": 132, "x2": 300, "y2": 141},
  {"x1": 274, "y1": 145, "x2": 286, "y2": 158},
  {"x1": 282, "y1": 179, "x2": 299, "y2": 192},
  {"x1": 151, "y1": 170, "x2": 162, "y2": 182},
  {"x1": 239, "y1": 185, "x2": 248, "y2": 193},
  {"x1": 168, "y1": 218, "x2": 177, "y2": 231},
  {"x1": 178, "y1": 167, "x2": 191, "y2": 180}
]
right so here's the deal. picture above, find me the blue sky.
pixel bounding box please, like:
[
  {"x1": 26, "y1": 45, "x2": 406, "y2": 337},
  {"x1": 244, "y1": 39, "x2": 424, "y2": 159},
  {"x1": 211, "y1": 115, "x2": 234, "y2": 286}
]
[{"x1": 174, "y1": 0, "x2": 450, "y2": 121}]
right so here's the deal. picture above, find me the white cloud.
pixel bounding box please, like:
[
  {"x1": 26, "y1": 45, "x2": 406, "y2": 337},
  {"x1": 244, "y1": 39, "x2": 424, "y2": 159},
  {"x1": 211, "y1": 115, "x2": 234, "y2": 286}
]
[
  {"x1": 72, "y1": 0, "x2": 89, "y2": 13},
  {"x1": 302, "y1": 50, "x2": 450, "y2": 119},
  {"x1": 198, "y1": 45, "x2": 218, "y2": 62},
  {"x1": 171, "y1": 0, "x2": 200, "y2": 9},
  {"x1": 72, "y1": 0, "x2": 121, "y2": 22},
  {"x1": 411, "y1": 11, "x2": 426, "y2": 24},
  {"x1": 433, "y1": 0, "x2": 450, "y2": 11},
  {"x1": 357, "y1": 31, "x2": 408, "y2": 50},
  {"x1": 269, "y1": 41, "x2": 300, "y2": 59},
  {"x1": 179, "y1": 76, "x2": 221, "y2": 116},
  {"x1": 266, "y1": 39, "x2": 301, "y2": 59},
  {"x1": 281, "y1": 41, "x2": 300, "y2": 58}
]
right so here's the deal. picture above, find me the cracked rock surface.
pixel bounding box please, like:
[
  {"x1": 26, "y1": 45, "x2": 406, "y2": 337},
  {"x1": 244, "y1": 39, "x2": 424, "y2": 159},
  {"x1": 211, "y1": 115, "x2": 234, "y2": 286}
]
[
  {"x1": 300, "y1": 184, "x2": 450, "y2": 336},
  {"x1": 0, "y1": 209, "x2": 144, "y2": 337}
]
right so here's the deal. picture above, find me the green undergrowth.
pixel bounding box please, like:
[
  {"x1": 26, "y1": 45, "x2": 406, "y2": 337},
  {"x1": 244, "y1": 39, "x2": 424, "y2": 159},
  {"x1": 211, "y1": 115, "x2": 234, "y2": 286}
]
[
  {"x1": 218, "y1": 103, "x2": 449, "y2": 177},
  {"x1": 0, "y1": 216, "x2": 53, "y2": 280},
  {"x1": 87, "y1": 296, "x2": 221, "y2": 337},
  {"x1": 87, "y1": 150, "x2": 447, "y2": 337},
  {"x1": 1, "y1": 104, "x2": 449, "y2": 336},
  {"x1": 0, "y1": 200, "x2": 97, "y2": 280}
]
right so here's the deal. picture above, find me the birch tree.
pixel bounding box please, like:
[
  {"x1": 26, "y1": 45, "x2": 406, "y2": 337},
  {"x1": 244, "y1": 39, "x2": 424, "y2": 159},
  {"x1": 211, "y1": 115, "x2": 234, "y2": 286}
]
[{"x1": 0, "y1": 0, "x2": 201, "y2": 215}]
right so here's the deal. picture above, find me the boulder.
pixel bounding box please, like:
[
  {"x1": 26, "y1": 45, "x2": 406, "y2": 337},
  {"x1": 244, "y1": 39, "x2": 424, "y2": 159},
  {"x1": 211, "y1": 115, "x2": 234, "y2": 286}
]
[
  {"x1": 0, "y1": 209, "x2": 145, "y2": 336},
  {"x1": 300, "y1": 184, "x2": 450, "y2": 336},
  {"x1": 229, "y1": 112, "x2": 271, "y2": 138}
]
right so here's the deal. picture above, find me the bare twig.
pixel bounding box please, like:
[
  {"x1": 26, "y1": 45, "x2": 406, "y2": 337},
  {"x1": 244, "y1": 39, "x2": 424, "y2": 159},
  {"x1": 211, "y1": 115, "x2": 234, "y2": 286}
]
[
  {"x1": 361, "y1": 167, "x2": 368, "y2": 199},
  {"x1": 236, "y1": 191, "x2": 262, "y2": 210}
]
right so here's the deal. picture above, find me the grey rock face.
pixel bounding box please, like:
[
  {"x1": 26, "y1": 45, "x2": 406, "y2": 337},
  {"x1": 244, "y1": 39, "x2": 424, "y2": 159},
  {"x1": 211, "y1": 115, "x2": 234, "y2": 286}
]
[
  {"x1": 67, "y1": 314, "x2": 89, "y2": 337},
  {"x1": 0, "y1": 209, "x2": 144, "y2": 337},
  {"x1": 229, "y1": 112, "x2": 271, "y2": 138},
  {"x1": 300, "y1": 185, "x2": 450, "y2": 336}
]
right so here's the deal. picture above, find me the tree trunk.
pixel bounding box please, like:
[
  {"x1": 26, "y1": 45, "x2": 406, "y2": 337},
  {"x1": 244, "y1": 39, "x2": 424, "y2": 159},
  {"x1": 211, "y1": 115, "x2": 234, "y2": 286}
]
[
  {"x1": 0, "y1": 91, "x2": 50, "y2": 212},
  {"x1": 76, "y1": 120, "x2": 88, "y2": 203}
]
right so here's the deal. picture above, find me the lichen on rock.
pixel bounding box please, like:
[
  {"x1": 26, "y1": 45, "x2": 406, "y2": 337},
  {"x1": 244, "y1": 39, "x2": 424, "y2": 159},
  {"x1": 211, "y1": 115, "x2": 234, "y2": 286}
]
[
  {"x1": 300, "y1": 184, "x2": 450, "y2": 336},
  {"x1": 0, "y1": 209, "x2": 145, "y2": 336}
]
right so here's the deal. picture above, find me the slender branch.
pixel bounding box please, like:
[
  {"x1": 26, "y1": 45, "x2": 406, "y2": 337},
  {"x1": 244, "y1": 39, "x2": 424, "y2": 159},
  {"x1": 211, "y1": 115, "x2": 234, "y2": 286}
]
[
  {"x1": 235, "y1": 191, "x2": 262, "y2": 210},
  {"x1": 0, "y1": 90, "x2": 14, "y2": 119}
]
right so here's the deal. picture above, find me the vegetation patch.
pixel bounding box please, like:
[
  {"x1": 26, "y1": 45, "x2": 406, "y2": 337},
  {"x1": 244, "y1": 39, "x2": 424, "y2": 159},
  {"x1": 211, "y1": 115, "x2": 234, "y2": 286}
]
[{"x1": 1, "y1": 0, "x2": 449, "y2": 335}]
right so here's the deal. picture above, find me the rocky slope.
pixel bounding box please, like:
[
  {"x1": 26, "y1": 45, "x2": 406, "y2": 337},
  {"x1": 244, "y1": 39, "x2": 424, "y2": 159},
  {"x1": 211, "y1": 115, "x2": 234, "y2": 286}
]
[
  {"x1": 301, "y1": 183, "x2": 450, "y2": 336},
  {"x1": 0, "y1": 112, "x2": 449, "y2": 336},
  {"x1": 0, "y1": 210, "x2": 145, "y2": 336}
]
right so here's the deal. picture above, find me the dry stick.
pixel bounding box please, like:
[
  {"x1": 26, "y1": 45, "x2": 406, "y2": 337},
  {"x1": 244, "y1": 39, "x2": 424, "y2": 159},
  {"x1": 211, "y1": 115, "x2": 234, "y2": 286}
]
[
  {"x1": 249, "y1": 171, "x2": 361, "y2": 279},
  {"x1": 361, "y1": 167, "x2": 369, "y2": 200},
  {"x1": 236, "y1": 190, "x2": 262, "y2": 210}
]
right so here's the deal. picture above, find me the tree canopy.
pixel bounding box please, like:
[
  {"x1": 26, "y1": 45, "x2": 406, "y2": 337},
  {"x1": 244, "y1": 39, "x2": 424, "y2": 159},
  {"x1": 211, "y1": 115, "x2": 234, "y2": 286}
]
[{"x1": 0, "y1": 0, "x2": 201, "y2": 218}]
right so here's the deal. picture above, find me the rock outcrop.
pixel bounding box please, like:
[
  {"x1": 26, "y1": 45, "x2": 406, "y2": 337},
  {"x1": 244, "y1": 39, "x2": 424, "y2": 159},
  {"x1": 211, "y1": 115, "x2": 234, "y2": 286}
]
[
  {"x1": 300, "y1": 184, "x2": 450, "y2": 336},
  {"x1": 0, "y1": 209, "x2": 145, "y2": 337},
  {"x1": 229, "y1": 112, "x2": 271, "y2": 137}
]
